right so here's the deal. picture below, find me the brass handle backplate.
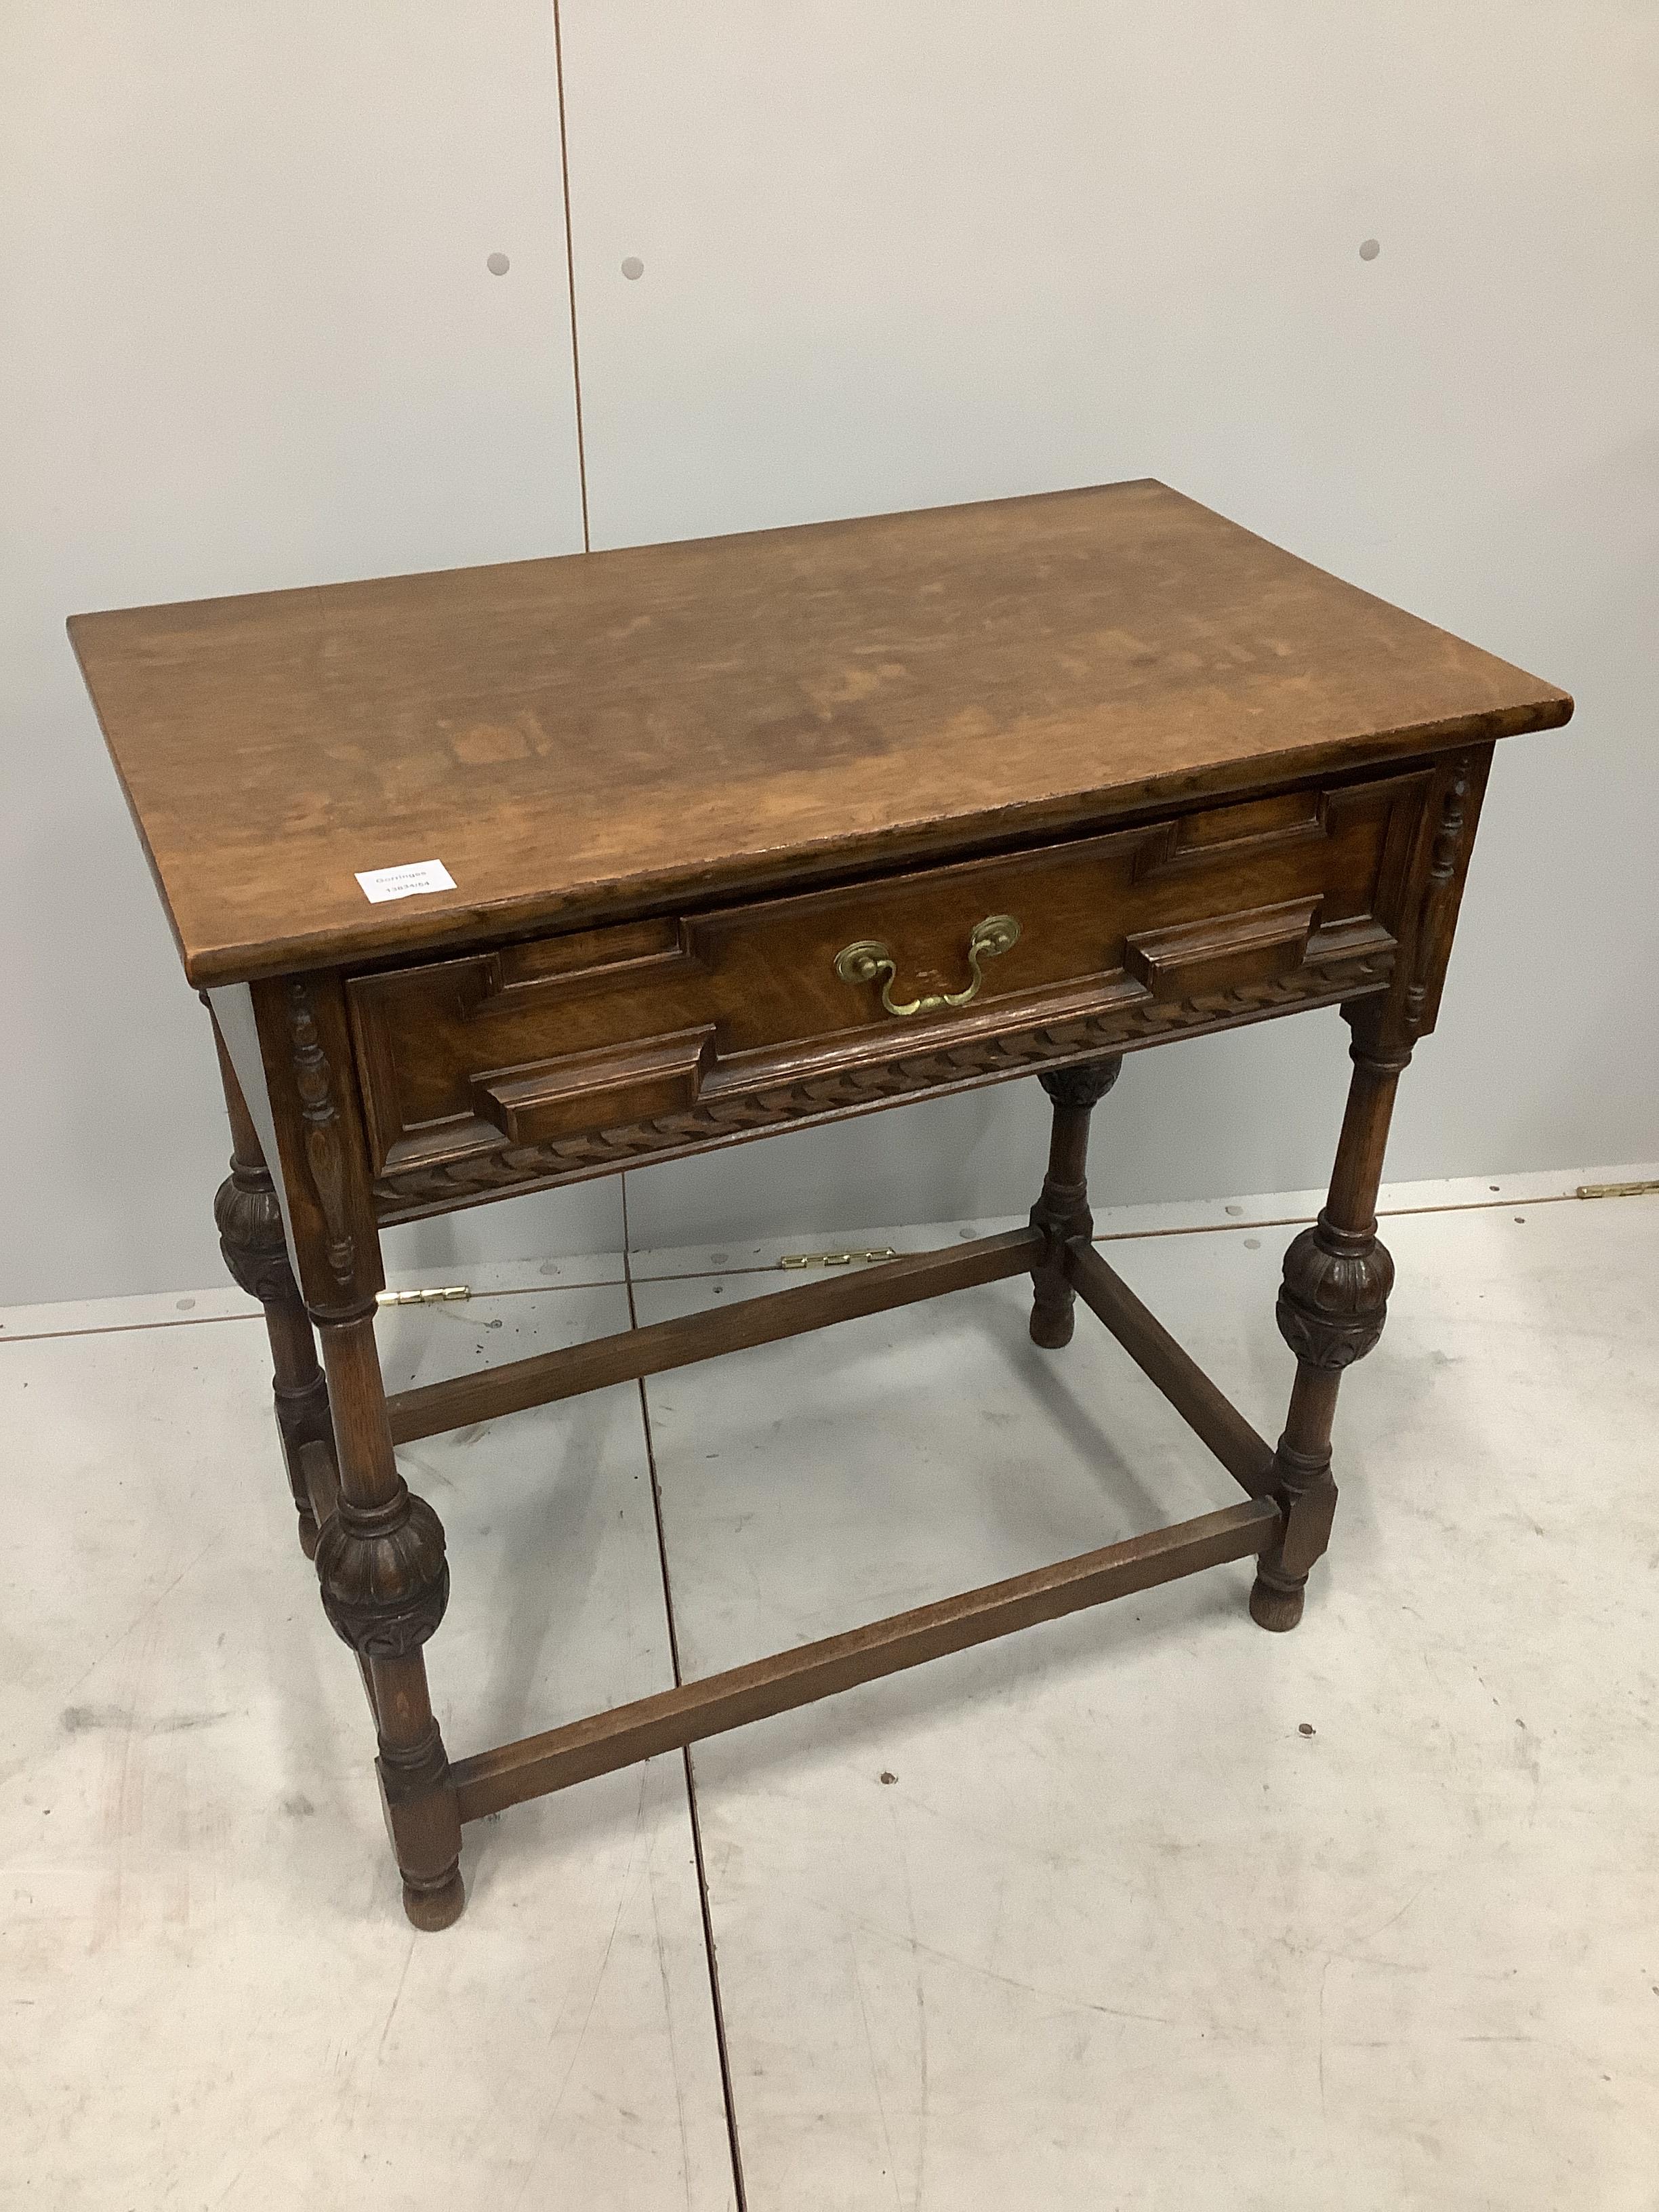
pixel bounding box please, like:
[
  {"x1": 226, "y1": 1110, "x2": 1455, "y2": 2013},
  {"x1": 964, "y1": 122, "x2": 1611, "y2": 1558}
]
[{"x1": 834, "y1": 914, "x2": 1020, "y2": 1019}]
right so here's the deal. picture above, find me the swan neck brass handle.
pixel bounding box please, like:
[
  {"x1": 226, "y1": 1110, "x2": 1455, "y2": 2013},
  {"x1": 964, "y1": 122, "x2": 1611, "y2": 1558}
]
[{"x1": 834, "y1": 914, "x2": 1020, "y2": 1019}]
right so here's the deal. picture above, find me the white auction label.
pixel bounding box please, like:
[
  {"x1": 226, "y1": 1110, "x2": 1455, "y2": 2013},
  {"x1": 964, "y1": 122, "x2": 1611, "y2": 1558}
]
[{"x1": 354, "y1": 859, "x2": 457, "y2": 904}]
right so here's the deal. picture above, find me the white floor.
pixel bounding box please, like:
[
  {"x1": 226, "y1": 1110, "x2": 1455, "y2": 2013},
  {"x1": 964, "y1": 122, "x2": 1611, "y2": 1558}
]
[{"x1": 3, "y1": 1168, "x2": 1656, "y2": 2209}]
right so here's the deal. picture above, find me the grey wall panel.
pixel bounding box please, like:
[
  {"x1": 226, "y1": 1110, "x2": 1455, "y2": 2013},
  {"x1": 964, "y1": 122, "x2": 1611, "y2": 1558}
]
[
  {"x1": 553, "y1": 0, "x2": 1658, "y2": 1250},
  {"x1": 1, "y1": 3, "x2": 606, "y2": 1302},
  {"x1": 6, "y1": 3, "x2": 1655, "y2": 1298}
]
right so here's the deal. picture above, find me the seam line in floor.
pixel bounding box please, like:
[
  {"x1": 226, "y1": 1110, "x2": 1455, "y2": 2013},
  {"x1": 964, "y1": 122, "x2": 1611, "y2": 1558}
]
[
  {"x1": 0, "y1": 1183, "x2": 1629, "y2": 1347},
  {"x1": 623, "y1": 1171, "x2": 751, "y2": 2212}
]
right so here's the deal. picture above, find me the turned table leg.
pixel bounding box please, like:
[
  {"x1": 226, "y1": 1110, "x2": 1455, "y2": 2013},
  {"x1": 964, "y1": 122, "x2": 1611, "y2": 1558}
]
[
  {"x1": 1250, "y1": 1004, "x2": 1410, "y2": 1631},
  {"x1": 220, "y1": 969, "x2": 462, "y2": 1923},
  {"x1": 209, "y1": 1020, "x2": 339, "y2": 1555},
  {"x1": 313, "y1": 1310, "x2": 465, "y2": 1929},
  {"x1": 1029, "y1": 1057, "x2": 1124, "y2": 1349}
]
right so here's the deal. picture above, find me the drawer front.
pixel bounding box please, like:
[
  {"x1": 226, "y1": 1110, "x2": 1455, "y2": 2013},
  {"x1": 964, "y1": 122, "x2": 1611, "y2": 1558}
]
[{"x1": 354, "y1": 773, "x2": 1427, "y2": 1210}]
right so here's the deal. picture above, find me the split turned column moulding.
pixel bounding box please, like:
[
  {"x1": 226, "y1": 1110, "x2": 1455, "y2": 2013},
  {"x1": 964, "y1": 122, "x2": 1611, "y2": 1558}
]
[{"x1": 208, "y1": 1015, "x2": 338, "y2": 1557}]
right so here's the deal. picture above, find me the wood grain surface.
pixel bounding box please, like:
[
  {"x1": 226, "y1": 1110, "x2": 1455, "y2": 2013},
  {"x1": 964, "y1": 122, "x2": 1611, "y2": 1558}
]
[{"x1": 68, "y1": 480, "x2": 1571, "y2": 985}]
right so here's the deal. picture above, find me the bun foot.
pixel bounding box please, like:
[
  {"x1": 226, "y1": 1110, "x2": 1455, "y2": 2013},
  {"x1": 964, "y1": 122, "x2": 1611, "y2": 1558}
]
[
  {"x1": 402, "y1": 1868, "x2": 465, "y2": 1931},
  {"x1": 1249, "y1": 1572, "x2": 1306, "y2": 1633},
  {"x1": 1029, "y1": 1303, "x2": 1075, "y2": 1350}
]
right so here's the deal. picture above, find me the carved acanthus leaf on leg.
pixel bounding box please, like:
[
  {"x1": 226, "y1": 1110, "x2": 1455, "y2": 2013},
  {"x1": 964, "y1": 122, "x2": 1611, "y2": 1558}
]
[
  {"x1": 213, "y1": 1160, "x2": 293, "y2": 1307},
  {"x1": 1276, "y1": 1214, "x2": 1396, "y2": 1370},
  {"x1": 1037, "y1": 1058, "x2": 1125, "y2": 1115},
  {"x1": 314, "y1": 1479, "x2": 451, "y2": 1661}
]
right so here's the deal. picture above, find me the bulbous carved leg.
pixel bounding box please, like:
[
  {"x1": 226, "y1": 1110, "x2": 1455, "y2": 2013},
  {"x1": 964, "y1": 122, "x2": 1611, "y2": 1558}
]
[
  {"x1": 1251, "y1": 1008, "x2": 1409, "y2": 1631},
  {"x1": 1029, "y1": 1057, "x2": 1123, "y2": 1349},
  {"x1": 316, "y1": 1313, "x2": 464, "y2": 1930},
  {"x1": 1248, "y1": 1217, "x2": 1395, "y2": 1631},
  {"x1": 210, "y1": 1023, "x2": 338, "y2": 1557}
]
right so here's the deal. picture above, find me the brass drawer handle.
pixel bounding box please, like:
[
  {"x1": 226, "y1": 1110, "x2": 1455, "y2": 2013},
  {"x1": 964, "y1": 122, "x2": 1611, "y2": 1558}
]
[{"x1": 834, "y1": 914, "x2": 1020, "y2": 1018}]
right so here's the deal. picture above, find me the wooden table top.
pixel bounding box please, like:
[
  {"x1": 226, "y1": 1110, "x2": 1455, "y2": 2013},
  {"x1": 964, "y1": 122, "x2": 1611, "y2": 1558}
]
[{"x1": 70, "y1": 479, "x2": 1570, "y2": 987}]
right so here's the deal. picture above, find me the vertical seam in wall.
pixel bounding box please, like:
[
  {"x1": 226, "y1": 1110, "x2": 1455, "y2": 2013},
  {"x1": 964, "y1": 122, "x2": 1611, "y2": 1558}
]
[{"x1": 551, "y1": 0, "x2": 592, "y2": 553}]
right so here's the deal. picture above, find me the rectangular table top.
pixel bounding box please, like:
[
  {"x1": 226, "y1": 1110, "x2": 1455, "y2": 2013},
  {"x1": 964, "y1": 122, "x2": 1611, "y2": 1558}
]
[{"x1": 69, "y1": 479, "x2": 1570, "y2": 987}]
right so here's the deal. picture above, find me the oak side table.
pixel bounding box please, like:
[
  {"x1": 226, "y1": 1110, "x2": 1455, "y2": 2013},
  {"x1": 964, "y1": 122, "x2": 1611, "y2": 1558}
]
[{"x1": 70, "y1": 482, "x2": 1570, "y2": 1930}]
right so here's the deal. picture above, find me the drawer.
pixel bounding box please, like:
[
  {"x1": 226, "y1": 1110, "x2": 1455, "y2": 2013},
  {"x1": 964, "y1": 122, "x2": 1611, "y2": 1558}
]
[{"x1": 353, "y1": 772, "x2": 1427, "y2": 1201}]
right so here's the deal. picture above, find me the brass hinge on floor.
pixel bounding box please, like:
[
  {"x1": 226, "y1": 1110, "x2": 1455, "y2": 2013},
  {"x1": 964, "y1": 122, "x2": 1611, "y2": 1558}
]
[
  {"x1": 1575, "y1": 1180, "x2": 1659, "y2": 1200},
  {"x1": 377, "y1": 1285, "x2": 474, "y2": 1306},
  {"x1": 778, "y1": 1247, "x2": 898, "y2": 1269}
]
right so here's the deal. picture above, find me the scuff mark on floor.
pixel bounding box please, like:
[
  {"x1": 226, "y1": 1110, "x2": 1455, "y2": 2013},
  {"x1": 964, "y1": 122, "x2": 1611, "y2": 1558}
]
[
  {"x1": 62, "y1": 1703, "x2": 230, "y2": 1736},
  {"x1": 374, "y1": 1935, "x2": 417, "y2": 2064}
]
